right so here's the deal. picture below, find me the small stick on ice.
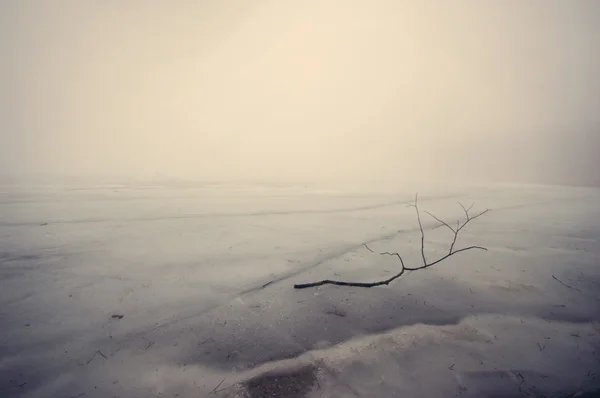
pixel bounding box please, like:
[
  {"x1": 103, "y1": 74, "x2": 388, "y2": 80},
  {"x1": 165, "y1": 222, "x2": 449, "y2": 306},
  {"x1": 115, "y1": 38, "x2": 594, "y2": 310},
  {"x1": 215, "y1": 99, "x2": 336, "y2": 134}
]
[
  {"x1": 2, "y1": 381, "x2": 27, "y2": 390},
  {"x1": 210, "y1": 378, "x2": 226, "y2": 395},
  {"x1": 551, "y1": 274, "x2": 581, "y2": 292},
  {"x1": 261, "y1": 280, "x2": 274, "y2": 289},
  {"x1": 294, "y1": 193, "x2": 489, "y2": 289},
  {"x1": 85, "y1": 352, "x2": 98, "y2": 365},
  {"x1": 537, "y1": 342, "x2": 547, "y2": 351}
]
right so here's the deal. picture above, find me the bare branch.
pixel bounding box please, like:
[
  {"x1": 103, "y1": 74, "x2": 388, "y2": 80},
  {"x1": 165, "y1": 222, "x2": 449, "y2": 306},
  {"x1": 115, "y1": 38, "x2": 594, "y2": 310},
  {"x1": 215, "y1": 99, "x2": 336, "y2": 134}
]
[
  {"x1": 424, "y1": 211, "x2": 455, "y2": 234},
  {"x1": 405, "y1": 246, "x2": 488, "y2": 271},
  {"x1": 380, "y1": 251, "x2": 405, "y2": 263},
  {"x1": 413, "y1": 193, "x2": 427, "y2": 267},
  {"x1": 457, "y1": 208, "x2": 490, "y2": 233},
  {"x1": 458, "y1": 202, "x2": 470, "y2": 221},
  {"x1": 294, "y1": 194, "x2": 490, "y2": 289},
  {"x1": 448, "y1": 228, "x2": 459, "y2": 255},
  {"x1": 293, "y1": 267, "x2": 407, "y2": 289}
]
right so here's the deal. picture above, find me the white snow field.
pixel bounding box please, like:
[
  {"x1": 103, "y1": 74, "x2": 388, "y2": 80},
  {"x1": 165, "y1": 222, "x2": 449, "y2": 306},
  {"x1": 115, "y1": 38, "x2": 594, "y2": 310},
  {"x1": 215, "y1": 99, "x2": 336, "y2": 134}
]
[{"x1": 1, "y1": 180, "x2": 599, "y2": 398}]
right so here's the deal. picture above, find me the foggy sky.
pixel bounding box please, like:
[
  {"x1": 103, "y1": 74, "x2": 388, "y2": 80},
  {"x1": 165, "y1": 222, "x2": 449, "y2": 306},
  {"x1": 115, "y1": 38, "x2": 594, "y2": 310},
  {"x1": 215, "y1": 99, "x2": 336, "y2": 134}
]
[{"x1": 2, "y1": 1, "x2": 599, "y2": 185}]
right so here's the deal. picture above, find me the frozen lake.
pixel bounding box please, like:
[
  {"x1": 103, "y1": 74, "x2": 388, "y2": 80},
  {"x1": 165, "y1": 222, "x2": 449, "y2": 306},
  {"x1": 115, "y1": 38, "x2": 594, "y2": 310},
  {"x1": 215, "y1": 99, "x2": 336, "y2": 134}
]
[{"x1": 1, "y1": 180, "x2": 599, "y2": 397}]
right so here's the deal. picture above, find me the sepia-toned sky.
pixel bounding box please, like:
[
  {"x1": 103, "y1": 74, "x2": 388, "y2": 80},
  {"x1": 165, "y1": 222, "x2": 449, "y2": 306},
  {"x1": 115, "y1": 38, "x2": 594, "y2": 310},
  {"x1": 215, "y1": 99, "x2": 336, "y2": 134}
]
[{"x1": 2, "y1": 1, "x2": 599, "y2": 185}]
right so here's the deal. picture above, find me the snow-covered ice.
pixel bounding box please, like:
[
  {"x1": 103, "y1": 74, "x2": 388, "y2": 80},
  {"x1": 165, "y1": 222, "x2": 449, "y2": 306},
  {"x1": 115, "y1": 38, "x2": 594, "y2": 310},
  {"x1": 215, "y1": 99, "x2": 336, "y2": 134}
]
[{"x1": 1, "y1": 180, "x2": 599, "y2": 397}]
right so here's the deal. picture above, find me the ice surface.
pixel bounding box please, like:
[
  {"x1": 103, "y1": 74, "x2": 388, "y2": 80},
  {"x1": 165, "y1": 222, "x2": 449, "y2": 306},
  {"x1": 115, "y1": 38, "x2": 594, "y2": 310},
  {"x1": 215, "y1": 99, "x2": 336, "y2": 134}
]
[{"x1": 1, "y1": 181, "x2": 599, "y2": 397}]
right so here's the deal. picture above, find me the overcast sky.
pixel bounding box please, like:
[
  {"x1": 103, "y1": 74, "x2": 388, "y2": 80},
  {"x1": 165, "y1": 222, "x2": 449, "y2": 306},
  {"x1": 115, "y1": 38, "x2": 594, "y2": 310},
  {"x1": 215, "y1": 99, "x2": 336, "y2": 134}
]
[{"x1": 2, "y1": 1, "x2": 599, "y2": 185}]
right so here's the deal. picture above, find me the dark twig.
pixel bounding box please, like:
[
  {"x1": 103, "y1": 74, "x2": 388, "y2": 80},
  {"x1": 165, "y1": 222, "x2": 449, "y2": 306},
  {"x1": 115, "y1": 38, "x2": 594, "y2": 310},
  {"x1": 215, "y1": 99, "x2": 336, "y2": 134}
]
[
  {"x1": 261, "y1": 280, "x2": 274, "y2": 289},
  {"x1": 537, "y1": 342, "x2": 547, "y2": 351},
  {"x1": 552, "y1": 275, "x2": 582, "y2": 292},
  {"x1": 293, "y1": 268, "x2": 406, "y2": 289},
  {"x1": 215, "y1": 383, "x2": 235, "y2": 394},
  {"x1": 3, "y1": 381, "x2": 27, "y2": 390},
  {"x1": 198, "y1": 338, "x2": 214, "y2": 346},
  {"x1": 294, "y1": 194, "x2": 489, "y2": 289},
  {"x1": 85, "y1": 350, "x2": 108, "y2": 364},
  {"x1": 210, "y1": 378, "x2": 226, "y2": 395},
  {"x1": 85, "y1": 352, "x2": 98, "y2": 365},
  {"x1": 410, "y1": 193, "x2": 428, "y2": 267},
  {"x1": 424, "y1": 211, "x2": 455, "y2": 234},
  {"x1": 516, "y1": 372, "x2": 525, "y2": 393}
]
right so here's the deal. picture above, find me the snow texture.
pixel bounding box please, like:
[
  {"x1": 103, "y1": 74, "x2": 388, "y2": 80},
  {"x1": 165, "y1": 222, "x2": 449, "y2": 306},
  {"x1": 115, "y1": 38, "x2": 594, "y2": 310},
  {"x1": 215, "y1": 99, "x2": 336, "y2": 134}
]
[{"x1": 1, "y1": 180, "x2": 599, "y2": 397}]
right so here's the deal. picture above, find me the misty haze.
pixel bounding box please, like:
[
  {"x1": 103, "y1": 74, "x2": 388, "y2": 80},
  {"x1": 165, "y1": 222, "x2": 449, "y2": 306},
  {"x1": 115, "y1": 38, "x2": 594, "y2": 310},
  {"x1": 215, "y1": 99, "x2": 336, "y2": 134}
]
[{"x1": 1, "y1": 2, "x2": 599, "y2": 398}]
